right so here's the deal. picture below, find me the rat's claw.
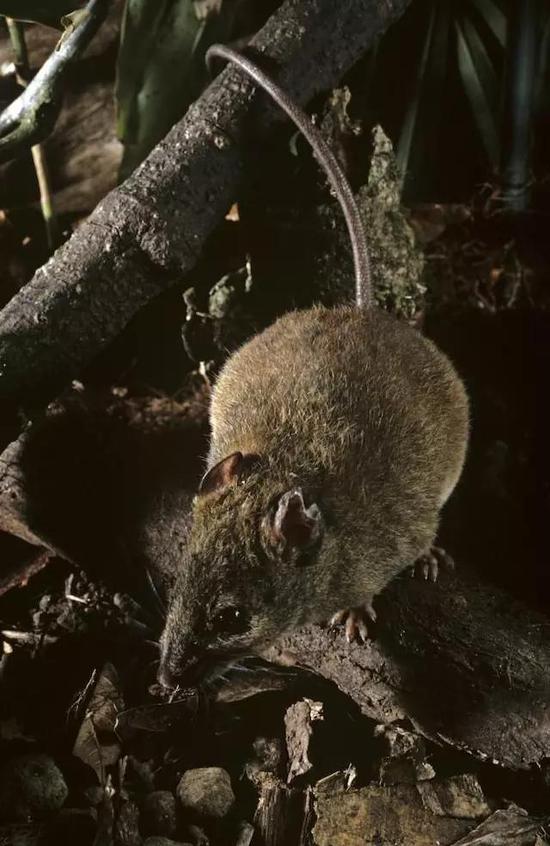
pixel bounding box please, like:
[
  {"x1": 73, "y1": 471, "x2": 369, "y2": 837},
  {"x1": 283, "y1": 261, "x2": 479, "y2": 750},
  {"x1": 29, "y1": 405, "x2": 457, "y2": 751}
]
[
  {"x1": 330, "y1": 603, "x2": 376, "y2": 643},
  {"x1": 413, "y1": 546, "x2": 454, "y2": 582},
  {"x1": 330, "y1": 608, "x2": 347, "y2": 627},
  {"x1": 345, "y1": 612, "x2": 368, "y2": 643},
  {"x1": 413, "y1": 554, "x2": 436, "y2": 581}
]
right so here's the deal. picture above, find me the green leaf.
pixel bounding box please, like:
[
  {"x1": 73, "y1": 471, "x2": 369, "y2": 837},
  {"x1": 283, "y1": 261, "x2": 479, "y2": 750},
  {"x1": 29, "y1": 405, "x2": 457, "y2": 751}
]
[
  {"x1": 468, "y1": 0, "x2": 506, "y2": 48},
  {"x1": 193, "y1": 0, "x2": 222, "y2": 21},
  {"x1": 0, "y1": 1, "x2": 82, "y2": 28},
  {"x1": 461, "y1": 12, "x2": 499, "y2": 109},
  {"x1": 535, "y1": 4, "x2": 550, "y2": 108},
  {"x1": 396, "y1": 2, "x2": 438, "y2": 186},
  {"x1": 455, "y1": 14, "x2": 499, "y2": 165},
  {"x1": 396, "y1": 0, "x2": 452, "y2": 194},
  {"x1": 116, "y1": 0, "x2": 245, "y2": 180}
]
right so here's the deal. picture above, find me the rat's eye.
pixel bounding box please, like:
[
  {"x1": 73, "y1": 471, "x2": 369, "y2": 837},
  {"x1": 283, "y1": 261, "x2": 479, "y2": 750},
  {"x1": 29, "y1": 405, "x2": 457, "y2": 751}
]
[{"x1": 212, "y1": 606, "x2": 248, "y2": 635}]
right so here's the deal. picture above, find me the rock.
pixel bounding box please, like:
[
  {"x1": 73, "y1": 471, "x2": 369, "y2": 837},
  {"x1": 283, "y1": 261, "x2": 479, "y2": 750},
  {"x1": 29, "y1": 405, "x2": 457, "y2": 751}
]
[
  {"x1": 315, "y1": 768, "x2": 357, "y2": 794},
  {"x1": 82, "y1": 785, "x2": 105, "y2": 806},
  {"x1": 43, "y1": 808, "x2": 97, "y2": 845},
  {"x1": 285, "y1": 699, "x2": 324, "y2": 782},
  {"x1": 177, "y1": 768, "x2": 235, "y2": 820},
  {"x1": 141, "y1": 791, "x2": 177, "y2": 838},
  {"x1": 452, "y1": 806, "x2": 548, "y2": 845},
  {"x1": 125, "y1": 756, "x2": 156, "y2": 793},
  {"x1": 313, "y1": 784, "x2": 479, "y2": 846},
  {"x1": 245, "y1": 737, "x2": 284, "y2": 787},
  {"x1": 0, "y1": 753, "x2": 68, "y2": 820},
  {"x1": 186, "y1": 823, "x2": 209, "y2": 845},
  {"x1": 417, "y1": 774, "x2": 490, "y2": 819},
  {"x1": 114, "y1": 799, "x2": 141, "y2": 846},
  {"x1": 235, "y1": 821, "x2": 255, "y2": 846},
  {"x1": 254, "y1": 778, "x2": 312, "y2": 846},
  {"x1": 143, "y1": 839, "x2": 191, "y2": 846},
  {"x1": 0, "y1": 823, "x2": 44, "y2": 845},
  {"x1": 374, "y1": 724, "x2": 435, "y2": 785}
]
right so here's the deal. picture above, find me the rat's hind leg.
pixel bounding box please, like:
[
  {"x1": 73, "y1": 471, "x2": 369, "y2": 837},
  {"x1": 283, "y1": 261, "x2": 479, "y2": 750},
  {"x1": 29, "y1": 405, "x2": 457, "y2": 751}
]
[
  {"x1": 412, "y1": 546, "x2": 454, "y2": 582},
  {"x1": 330, "y1": 601, "x2": 377, "y2": 643}
]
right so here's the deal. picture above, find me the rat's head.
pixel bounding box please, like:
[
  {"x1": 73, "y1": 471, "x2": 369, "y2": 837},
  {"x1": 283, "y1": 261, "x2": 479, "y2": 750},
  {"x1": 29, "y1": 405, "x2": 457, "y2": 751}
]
[{"x1": 158, "y1": 451, "x2": 324, "y2": 687}]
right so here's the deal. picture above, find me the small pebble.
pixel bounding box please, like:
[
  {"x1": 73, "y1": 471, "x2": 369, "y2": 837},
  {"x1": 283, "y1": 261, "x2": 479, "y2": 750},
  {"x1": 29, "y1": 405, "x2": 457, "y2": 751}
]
[
  {"x1": 142, "y1": 791, "x2": 177, "y2": 837},
  {"x1": 177, "y1": 767, "x2": 235, "y2": 820},
  {"x1": 0, "y1": 753, "x2": 68, "y2": 820},
  {"x1": 44, "y1": 808, "x2": 97, "y2": 845},
  {"x1": 0, "y1": 823, "x2": 43, "y2": 846},
  {"x1": 236, "y1": 820, "x2": 255, "y2": 846},
  {"x1": 187, "y1": 823, "x2": 209, "y2": 845},
  {"x1": 83, "y1": 785, "x2": 105, "y2": 806},
  {"x1": 38, "y1": 595, "x2": 52, "y2": 612}
]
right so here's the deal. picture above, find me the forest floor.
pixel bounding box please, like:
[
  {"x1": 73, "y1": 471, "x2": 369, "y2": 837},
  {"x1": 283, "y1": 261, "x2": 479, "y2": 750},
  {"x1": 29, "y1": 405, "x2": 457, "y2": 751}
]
[
  {"x1": 1, "y1": 12, "x2": 550, "y2": 846},
  {"x1": 0, "y1": 193, "x2": 549, "y2": 846}
]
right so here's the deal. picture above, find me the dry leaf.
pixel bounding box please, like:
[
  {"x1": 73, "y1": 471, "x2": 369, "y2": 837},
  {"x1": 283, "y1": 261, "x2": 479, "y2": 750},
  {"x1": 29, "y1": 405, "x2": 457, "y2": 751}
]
[{"x1": 73, "y1": 663, "x2": 123, "y2": 783}]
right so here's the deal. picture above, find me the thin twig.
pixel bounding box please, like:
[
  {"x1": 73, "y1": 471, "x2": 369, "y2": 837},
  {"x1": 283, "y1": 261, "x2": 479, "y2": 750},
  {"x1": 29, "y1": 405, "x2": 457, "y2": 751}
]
[
  {"x1": 499, "y1": 0, "x2": 538, "y2": 211},
  {"x1": 5, "y1": 17, "x2": 60, "y2": 250},
  {"x1": 0, "y1": 0, "x2": 412, "y2": 424},
  {"x1": 5, "y1": 17, "x2": 29, "y2": 71},
  {"x1": 0, "y1": 0, "x2": 110, "y2": 161},
  {"x1": 30, "y1": 144, "x2": 59, "y2": 250}
]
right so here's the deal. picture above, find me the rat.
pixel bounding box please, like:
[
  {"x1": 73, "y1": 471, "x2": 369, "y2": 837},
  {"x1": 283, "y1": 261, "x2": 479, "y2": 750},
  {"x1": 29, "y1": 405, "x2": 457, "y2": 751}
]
[{"x1": 158, "y1": 45, "x2": 469, "y2": 687}]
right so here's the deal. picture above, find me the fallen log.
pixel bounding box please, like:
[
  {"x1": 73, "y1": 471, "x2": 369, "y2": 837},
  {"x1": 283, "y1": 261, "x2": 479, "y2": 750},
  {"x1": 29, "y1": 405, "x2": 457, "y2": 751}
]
[
  {"x1": 1, "y1": 394, "x2": 549, "y2": 772},
  {"x1": 269, "y1": 565, "x2": 550, "y2": 770}
]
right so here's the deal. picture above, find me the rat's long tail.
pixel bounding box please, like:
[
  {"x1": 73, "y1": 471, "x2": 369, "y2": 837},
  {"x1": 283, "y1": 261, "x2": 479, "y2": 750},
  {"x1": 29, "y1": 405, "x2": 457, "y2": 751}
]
[{"x1": 206, "y1": 44, "x2": 372, "y2": 309}]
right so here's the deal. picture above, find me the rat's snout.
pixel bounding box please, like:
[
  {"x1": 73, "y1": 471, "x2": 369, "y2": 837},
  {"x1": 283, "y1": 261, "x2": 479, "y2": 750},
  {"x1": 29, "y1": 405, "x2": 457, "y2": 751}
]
[
  {"x1": 157, "y1": 663, "x2": 175, "y2": 689},
  {"x1": 158, "y1": 635, "x2": 201, "y2": 689}
]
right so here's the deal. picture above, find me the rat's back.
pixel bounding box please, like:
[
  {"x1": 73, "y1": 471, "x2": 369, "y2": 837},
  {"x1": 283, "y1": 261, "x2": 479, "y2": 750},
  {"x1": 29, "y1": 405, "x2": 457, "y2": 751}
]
[{"x1": 209, "y1": 305, "x2": 468, "y2": 511}]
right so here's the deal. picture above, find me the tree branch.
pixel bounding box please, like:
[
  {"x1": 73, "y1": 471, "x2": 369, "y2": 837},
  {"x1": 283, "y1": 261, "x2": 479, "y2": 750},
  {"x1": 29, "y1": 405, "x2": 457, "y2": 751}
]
[
  {"x1": 0, "y1": 0, "x2": 412, "y2": 427},
  {"x1": 0, "y1": 0, "x2": 110, "y2": 161},
  {"x1": 268, "y1": 567, "x2": 550, "y2": 771},
  {"x1": 1, "y1": 395, "x2": 549, "y2": 771}
]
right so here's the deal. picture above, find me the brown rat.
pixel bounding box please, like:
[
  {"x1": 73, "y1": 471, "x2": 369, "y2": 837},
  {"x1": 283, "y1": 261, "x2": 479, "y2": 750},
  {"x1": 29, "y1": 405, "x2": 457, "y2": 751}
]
[{"x1": 158, "y1": 46, "x2": 469, "y2": 686}]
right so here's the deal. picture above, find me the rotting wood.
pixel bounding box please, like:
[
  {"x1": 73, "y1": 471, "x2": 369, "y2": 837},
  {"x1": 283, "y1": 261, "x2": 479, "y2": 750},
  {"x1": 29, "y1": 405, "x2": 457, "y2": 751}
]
[{"x1": 254, "y1": 776, "x2": 312, "y2": 846}]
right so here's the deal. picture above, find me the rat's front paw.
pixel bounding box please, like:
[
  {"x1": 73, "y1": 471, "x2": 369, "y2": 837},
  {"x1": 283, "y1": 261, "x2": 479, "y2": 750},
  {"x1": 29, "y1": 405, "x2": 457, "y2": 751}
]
[
  {"x1": 412, "y1": 546, "x2": 454, "y2": 582},
  {"x1": 329, "y1": 603, "x2": 376, "y2": 643}
]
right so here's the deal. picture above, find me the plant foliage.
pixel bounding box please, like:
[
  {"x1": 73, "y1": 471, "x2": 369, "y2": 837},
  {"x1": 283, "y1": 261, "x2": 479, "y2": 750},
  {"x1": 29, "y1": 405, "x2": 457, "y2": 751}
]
[
  {"x1": 0, "y1": 1, "x2": 82, "y2": 28},
  {"x1": 115, "y1": 0, "x2": 251, "y2": 180}
]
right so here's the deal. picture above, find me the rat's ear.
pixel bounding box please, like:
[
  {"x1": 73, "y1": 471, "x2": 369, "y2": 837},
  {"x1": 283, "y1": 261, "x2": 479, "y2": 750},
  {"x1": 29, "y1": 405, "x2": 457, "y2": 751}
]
[
  {"x1": 199, "y1": 452, "x2": 260, "y2": 495},
  {"x1": 270, "y1": 488, "x2": 322, "y2": 549}
]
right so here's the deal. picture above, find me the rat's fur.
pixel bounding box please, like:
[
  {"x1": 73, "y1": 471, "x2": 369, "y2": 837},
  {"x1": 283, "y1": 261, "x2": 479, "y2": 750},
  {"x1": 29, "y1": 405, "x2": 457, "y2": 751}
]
[{"x1": 160, "y1": 306, "x2": 468, "y2": 683}]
